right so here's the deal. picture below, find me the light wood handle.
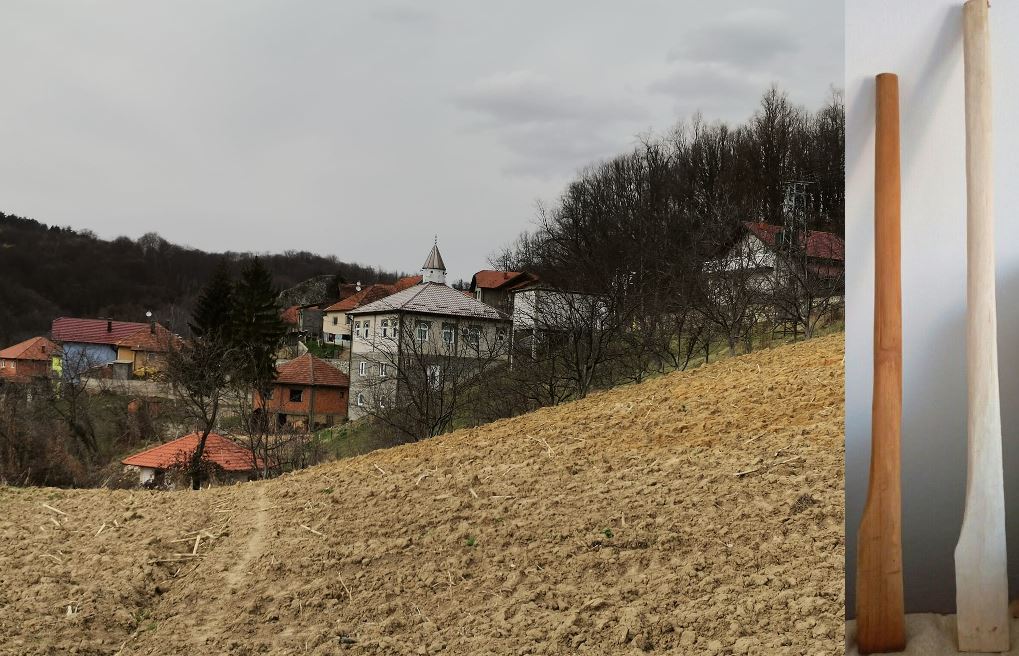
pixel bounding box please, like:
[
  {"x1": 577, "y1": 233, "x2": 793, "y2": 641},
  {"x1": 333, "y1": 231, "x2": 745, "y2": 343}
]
[
  {"x1": 955, "y1": 0, "x2": 1010, "y2": 651},
  {"x1": 855, "y1": 72, "x2": 906, "y2": 655}
]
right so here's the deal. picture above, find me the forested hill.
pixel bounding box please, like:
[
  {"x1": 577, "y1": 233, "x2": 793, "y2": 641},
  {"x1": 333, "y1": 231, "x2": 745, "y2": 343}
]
[{"x1": 0, "y1": 212, "x2": 401, "y2": 345}]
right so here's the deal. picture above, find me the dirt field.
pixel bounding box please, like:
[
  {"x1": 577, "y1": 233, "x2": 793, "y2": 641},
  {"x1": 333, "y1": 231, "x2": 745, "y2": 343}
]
[{"x1": 0, "y1": 334, "x2": 844, "y2": 655}]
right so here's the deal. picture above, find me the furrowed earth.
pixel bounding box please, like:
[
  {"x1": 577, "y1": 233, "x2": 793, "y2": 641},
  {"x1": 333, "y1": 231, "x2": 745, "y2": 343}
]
[{"x1": 0, "y1": 334, "x2": 844, "y2": 655}]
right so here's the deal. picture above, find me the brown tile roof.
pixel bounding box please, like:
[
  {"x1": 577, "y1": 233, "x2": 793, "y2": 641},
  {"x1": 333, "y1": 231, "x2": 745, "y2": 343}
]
[
  {"x1": 348, "y1": 282, "x2": 507, "y2": 320},
  {"x1": 275, "y1": 353, "x2": 349, "y2": 387},
  {"x1": 281, "y1": 305, "x2": 301, "y2": 326},
  {"x1": 115, "y1": 324, "x2": 180, "y2": 353},
  {"x1": 52, "y1": 317, "x2": 150, "y2": 346},
  {"x1": 323, "y1": 276, "x2": 423, "y2": 313},
  {"x1": 122, "y1": 432, "x2": 262, "y2": 471},
  {"x1": 743, "y1": 222, "x2": 845, "y2": 261},
  {"x1": 0, "y1": 336, "x2": 59, "y2": 361},
  {"x1": 471, "y1": 270, "x2": 525, "y2": 290}
]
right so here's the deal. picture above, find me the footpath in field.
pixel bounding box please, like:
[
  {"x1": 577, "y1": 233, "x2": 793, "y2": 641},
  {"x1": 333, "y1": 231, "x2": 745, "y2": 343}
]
[{"x1": 0, "y1": 333, "x2": 844, "y2": 655}]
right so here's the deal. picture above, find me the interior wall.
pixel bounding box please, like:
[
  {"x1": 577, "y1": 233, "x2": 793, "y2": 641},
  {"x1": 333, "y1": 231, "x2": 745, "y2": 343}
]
[{"x1": 846, "y1": 0, "x2": 1019, "y2": 614}]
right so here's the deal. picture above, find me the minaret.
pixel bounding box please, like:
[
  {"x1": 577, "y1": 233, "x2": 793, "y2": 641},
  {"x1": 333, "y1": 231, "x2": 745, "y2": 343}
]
[{"x1": 421, "y1": 236, "x2": 447, "y2": 285}]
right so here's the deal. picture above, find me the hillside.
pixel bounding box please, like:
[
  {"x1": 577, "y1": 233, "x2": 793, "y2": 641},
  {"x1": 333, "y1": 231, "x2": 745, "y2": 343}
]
[
  {"x1": 0, "y1": 334, "x2": 844, "y2": 655},
  {"x1": 0, "y1": 211, "x2": 403, "y2": 344}
]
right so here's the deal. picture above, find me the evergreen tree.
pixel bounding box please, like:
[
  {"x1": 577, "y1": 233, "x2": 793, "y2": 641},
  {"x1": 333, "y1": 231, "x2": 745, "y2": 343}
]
[
  {"x1": 231, "y1": 257, "x2": 287, "y2": 398},
  {"x1": 189, "y1": 260, "x2": 234, "y2": 340}
]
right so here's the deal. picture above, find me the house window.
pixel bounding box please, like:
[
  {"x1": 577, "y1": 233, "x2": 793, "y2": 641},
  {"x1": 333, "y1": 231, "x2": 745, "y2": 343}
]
[
  {"x1": 356, "y1": 393, "x2": 366, "y2": 407},
  {"x1": 427, "y1": 364, "x2": 441, "y2": 389},
  {"x1": 476, "y1": 289, "x2": 482, "y2": 300},
  {"x1": 346, "y1": 315, "x2": 352, "y2": 325},
  {"x1": 332, "y1": 316, "x2": 338, "y2": 326},
  {"x1": 326, "y1": 333, "x2": 335, "y2": 343},
  {"x1": 353, "y1": 321, "x2": 361, "y2": 338},
  {"x1": 463, "y1": 326, "x2": 481, "y2": 349},
  {"x1": 442, "y1": 322, "x2": 456, "y2": 347},
  {"x1": 497, "y1": 327, "x2": 507, "y2": 343},
  {"x1": 416, "y1": 321, "x2": 430, "y2": 342},
  {"x1": 0, "y1": 360, "x2": 5, "y2": 368},
  {"x1": 289, "y1": 389, "x2": 303, "y2": 403},
  {"x1": 379, "y1": 363, "x2": 387, "y2": 378},
  {"x1": 358, "y1": 361, "x2": 367, "y2": 377},
  {"x1": 266, "y1": 388, "x2": 274, "y2": 400},
  {"x1": 364, "y1": 319, "x2": 371, "y2": 336},
  {"x1": 381, "y1": 319, "x2": 389, "y2": 338},
  {"x1": 379, "y1": 396, "x2": 386, "y2": 408}
]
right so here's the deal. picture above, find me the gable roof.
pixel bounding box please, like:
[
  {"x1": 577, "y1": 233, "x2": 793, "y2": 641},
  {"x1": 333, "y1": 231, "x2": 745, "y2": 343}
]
[
  {"x1": 52, "y1": 317, "x2": 151, "y2": 346},
  {"x1": 275, "y1": 353, "x2": 349, "y2": 387},
  {"x1": 422, "y1": 244, "x2": 446, "y2": 270},
  {"x1": 0, "y1": 336, "x2": 59, "y2": 361},
  {"x1": 742, "y1": 222, "x2": 844, "y2": 261},
  {"x1": 471, "y1": 270, "x2": 527, "y2": 291},
  {"x1": 115, "y1": 324, "x2": 179, "y2": 353},
  {"x1": 121, "y1": 432, "x2": 261, "y2": 471},
  {"x1": 281, "y1": 305, "x2": 301, "y2": 326},
  {"x1": 348, "y1": 282, "x2": 507, "y2": 320}
]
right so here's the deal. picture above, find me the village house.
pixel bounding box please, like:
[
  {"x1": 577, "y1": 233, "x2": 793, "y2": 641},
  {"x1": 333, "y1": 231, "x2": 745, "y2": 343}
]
[
  {"x1": 711, "y1": 221, "x2": 845, "y2": 293},
  {"x1": 254, "y1": 352, "x2": 350, "y2": 428},
  {"x1": 321, "y1": 275, "x2": 421, "y2": 346},
  {"x1": 469, "y1": 270, "x2": 536, "y2": 315},
  {"x1": 0, "y1": 336, "x2": 59, "y2": 382},
  {"x1": 51, "y1": 317, "x2": 154, "y2": 377},
  {"x1": 346, "y1": 242, "x2": 509, "y2": 420},
  {"x1": 114, "y1": 323, "x2": 178, "y2": 378},
  {"x1": 121, "y1": 431, "x2": 263, "y2": 487}
]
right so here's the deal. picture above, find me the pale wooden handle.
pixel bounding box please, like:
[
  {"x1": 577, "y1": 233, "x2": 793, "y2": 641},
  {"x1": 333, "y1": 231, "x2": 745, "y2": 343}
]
[
  {"x1": 955, "y1": 0, "x2": 1010, "y2": 652},
  {"x1": 855, "y1": 72, "x2": 906, "y2": 655}
]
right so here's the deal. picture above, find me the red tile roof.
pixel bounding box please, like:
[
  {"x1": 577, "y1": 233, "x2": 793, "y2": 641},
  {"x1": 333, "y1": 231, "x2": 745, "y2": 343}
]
[
  {"x1": 471, "y1": 270, "x2": 525, "y2": 290},
  {"x1": 743, "y1": 222, "x2": 844, "y2": 261},
  {"x1": 52, "y1": 317, "x2": 151, "y2": 346},
  {"x1": 0, "y1": 336, "x2": 59, "y2": 361},
  {"x1": 392, "y1": 274, "x2": 423, "y2": 291},
  {"x1": 323, "y1": 276, "x2": 423, "y2": 313},
  {"x1": 115, "y1": 324, "x2": 179, "y2": 353},
  {"x1": 122, "y1": 432, "x2": 262, "y2": 471},
  {"x1": 275, "y1": 353, "x2": 349, "y2": 387},
  {"x1": 281, "y1": 305, "x2": 300, "y2": 326}
]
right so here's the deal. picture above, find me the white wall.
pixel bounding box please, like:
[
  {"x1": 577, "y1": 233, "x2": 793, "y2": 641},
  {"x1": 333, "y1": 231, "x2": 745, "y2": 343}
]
[{"x1": 846, "y1": 0, "x2": 1019, "y2": 614}]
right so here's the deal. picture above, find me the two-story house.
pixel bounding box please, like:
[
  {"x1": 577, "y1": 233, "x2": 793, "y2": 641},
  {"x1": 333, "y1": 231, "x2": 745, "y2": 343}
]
[
  {"x1": 346, "y1": 242, "x2": 509, "y2": 420},
  {"x1": 321, "y1": 275, "x2": 421, "y2": 346},
  {"x1": 469, "y1": 270, "x2": 536, "y2": 315},
  {"x1": 254, "y1": 352, "x2": 350, "y2": 428}
]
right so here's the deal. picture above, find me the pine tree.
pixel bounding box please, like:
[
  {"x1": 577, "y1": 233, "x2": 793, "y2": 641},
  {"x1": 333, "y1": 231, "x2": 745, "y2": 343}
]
[
  {"x1": 189, "y1": 260, "x2": 234, "y2": 340},
  {"x1": 231, "y1": 257, "x2": 287, "y2": 398}
]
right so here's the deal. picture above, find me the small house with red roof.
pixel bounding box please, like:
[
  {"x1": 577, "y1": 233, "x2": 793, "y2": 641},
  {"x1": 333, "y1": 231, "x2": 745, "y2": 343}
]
[
  {"x1": 114, "y1": 323, "x2": 180, "y2": 378},
  {"x1": 0, "y1": 336, "x2": 59, "y2": 382},
  {"x1": 52, "y1": 317, "x2": 152, "y2": 377},
  {"x1": 469, "y1": 270, "x2": 537, "y2": 315},
  {"x1": 122, "y1": 431, "x2": 263, "y2": 487},
  {"x1": 321, "y1": 275, "x2": 422, "y2": 347},
  {"x1": 254, "y1": 353, "x2": 350, "y2": 428}
]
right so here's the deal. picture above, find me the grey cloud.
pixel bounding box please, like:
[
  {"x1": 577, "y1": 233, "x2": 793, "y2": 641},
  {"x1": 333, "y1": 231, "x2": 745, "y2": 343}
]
[
  {"x1": 368, "y1": 5, "x2": 437, "y2": 25},
  {"x1": 668, "y1": 8, "x2": 796, "y2": 66}
]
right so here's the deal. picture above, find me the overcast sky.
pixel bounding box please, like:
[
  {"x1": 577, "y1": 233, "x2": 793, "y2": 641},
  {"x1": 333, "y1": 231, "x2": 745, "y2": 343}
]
[{"x1": 0, "y1": 1, "x2": 843, "y2": 283}]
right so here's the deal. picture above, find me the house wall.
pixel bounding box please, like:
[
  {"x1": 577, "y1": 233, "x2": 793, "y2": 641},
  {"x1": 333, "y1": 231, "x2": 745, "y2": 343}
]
[
  {"x1": 322, "y1": 310, "x2": 352, "y2": 344},
  {"x1": 0, "y1": 358, "x2": 49, "y2": 379},
  {"x1": 61, "y1": 342, "x2": 118, "y2": 377},
  {"x1": 256, "y1": 385, "x2": 348, "y2": 419},
  {"x1": 347, "y1": 311, "x2": 508, "y2": 420}
]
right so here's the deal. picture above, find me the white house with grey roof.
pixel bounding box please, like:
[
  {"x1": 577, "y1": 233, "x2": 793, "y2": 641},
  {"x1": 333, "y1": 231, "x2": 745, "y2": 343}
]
[{"x1": 346, "y1": 241, "x2": 510, "y2": 420}]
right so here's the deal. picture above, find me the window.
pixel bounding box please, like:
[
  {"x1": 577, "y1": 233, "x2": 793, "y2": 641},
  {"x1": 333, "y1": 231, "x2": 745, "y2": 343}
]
[
  {"x1": 442, "y1": 322, "x2": 456, "y2": 347},
  {"x1": 381, "y1": 319, "x2": 389, "y2": 338},
  {"x1": 289, "y1": 389, "x2": 303, "y2": 403},
  {"x1": 379, "y1": 363, "x2": 387, "y2": 378},
  {"x1": 0, "y1": 360, "x2": 5, "y2": 368},
  {"x1": 364, "y1": 320, "x2": 371, "y2": 336},
  {"x1": 497, "y1": 327, "x2": 507, "y2": 343},
  {"x1": 417, "y1": 321, "x2": 430, "y2": 342},
  {"x1": 358, "y1": 361, "x2": 367, "y2": 376},
  {"x1": 476, "y1": 289, "x2": 482, "y2": 300},
  {"x1": 353, "y1": 321, "x2": 361, "y2": 338},
  {"x1": 356, "y1": 393, "x2": 366, "y2": 407},
  {"x1": 378, "y1": 396, "x2": 386, "y2": 408},
  {"x1": 332, "y1": 316, "x2": 338, "y2": 326},
  {"x1": 326, "y1": 333, "x2": 335, "y2": 343},
  {"x1": 463, "y1": 325, "x2": 480, "y2": 349},
  {"x1": 346, "y1": 315, "x2": 352, "y2": 325},
  {"x1": 427, "y1": 364, "x2": 441, "y2": 389},
  {"x1": 265, "y1": 388, "x2": 274, "y2": 400}
]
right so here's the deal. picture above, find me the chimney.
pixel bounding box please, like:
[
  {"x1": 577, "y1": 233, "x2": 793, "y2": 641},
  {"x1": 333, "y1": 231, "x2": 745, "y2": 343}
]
[
  {"x1": 107, "y1": 319, "x2": 113, "y2": 333},
  {"x1": 150, "y1": 321, "x2": 156, "y2": 335}
]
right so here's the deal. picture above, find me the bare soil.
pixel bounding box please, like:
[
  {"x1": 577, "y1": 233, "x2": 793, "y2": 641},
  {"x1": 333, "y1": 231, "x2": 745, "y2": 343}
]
[{"x1": 0, "y1": 334, "x2": 844, "y2": 655}]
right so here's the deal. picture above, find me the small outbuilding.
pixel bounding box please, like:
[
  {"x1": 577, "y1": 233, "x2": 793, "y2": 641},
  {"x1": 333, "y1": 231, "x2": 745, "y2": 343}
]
[{"x1": 121, "y1": 432, "x2": 262, "y2": 487}]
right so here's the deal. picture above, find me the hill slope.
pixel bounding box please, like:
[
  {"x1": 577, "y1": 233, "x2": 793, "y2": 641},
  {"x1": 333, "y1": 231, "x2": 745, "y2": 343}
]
[{"x1": 0, "y1": 334, "x2": 844, "y2": 655}]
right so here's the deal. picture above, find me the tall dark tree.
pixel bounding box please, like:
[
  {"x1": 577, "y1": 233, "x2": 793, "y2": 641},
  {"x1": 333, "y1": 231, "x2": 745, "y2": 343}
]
[
  {"x1": 230, "y1": 258, "x2": 287, "y2": 399},
  {"x1": 189, "y1": 260, "x2": 234, "y2": 340}
]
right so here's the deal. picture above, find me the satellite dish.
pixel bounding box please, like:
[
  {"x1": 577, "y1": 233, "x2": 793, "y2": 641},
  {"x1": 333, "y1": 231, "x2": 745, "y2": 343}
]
[
  {"x1": 145, "y1": 311, "x2": 153, "y2": 319},
  {"x1": 356, "y1": 281, "x2": 362, "y2": 292}
]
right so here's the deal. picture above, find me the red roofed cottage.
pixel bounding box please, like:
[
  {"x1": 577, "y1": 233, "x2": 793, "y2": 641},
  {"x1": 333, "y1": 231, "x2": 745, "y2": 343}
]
[
  {"x1": 122, "y1": 432, "x2": 263, "y2": 487},
  {"x1": 254, "y1": 353, "x2": 349, "y2": 428}
]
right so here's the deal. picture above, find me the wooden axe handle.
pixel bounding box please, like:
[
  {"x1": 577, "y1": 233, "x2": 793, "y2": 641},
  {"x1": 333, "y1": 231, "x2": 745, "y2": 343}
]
[
  {"x1": 856, "y1": 71, "x2": 906, "y2": 655},
  {"x1": 955, "y1": 0, "x2": 1010, "y2": 651}
]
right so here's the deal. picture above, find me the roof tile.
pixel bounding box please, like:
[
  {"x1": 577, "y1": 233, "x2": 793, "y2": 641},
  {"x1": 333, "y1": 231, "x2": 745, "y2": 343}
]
[{"x1": 122, "y1": 432, "x2": 262, "y2": 471}]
